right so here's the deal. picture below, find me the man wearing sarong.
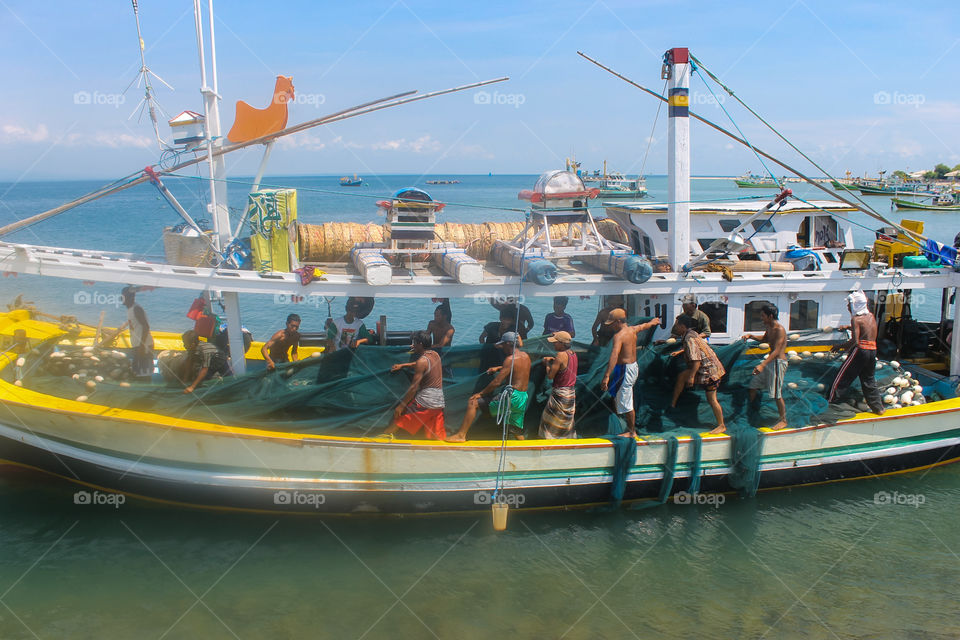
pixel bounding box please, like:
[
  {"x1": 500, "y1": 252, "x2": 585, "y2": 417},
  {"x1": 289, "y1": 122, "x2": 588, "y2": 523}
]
[
  {"x1": 539, "y1": 331, "x2": 578, "y2": 439},
  {"x1": 829, "y1": 290, "x2": 885, "y2": 415},
  {"x1": 600, "y1": 309, "x2": 661, "y2": 437},
  {"x1": 672, "y1": 315, "x2": 727, "y2": 434},
  {"x1": 383, "y1": 331, "x2": 446, "y2": 439},
  {"x1": 742, "y1": 303, "x2": 789, "y2": 430},
  {"x1": 448, "y1": 332, "x2": 531, "y2": 442}
]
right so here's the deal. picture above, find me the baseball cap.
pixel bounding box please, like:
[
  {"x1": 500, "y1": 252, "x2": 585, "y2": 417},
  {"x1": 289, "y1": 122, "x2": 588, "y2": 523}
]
[
  {"x1": 496, "y1": 331, "x2": 519, "y2": 346},
  {"x1": 603, "y1": 308, "x2": 627, "y2": 325},
  {"x1": 547, "y1": 330, "x2": 572, "y2": 344},
  {"x1": 680, "y1": 293, "x2": 696, "y2": 305}
]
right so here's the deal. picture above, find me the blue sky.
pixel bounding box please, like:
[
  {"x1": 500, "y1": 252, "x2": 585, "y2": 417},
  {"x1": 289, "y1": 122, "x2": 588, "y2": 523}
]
[{"x1": 0, "y1": 0, "x2": 957, "y2": 180}]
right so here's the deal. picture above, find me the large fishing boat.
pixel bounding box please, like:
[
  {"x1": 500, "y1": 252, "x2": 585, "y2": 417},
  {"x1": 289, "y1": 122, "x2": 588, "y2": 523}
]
[{"x1": 1, "y1": 22, "x2": 959, "y2": 520}]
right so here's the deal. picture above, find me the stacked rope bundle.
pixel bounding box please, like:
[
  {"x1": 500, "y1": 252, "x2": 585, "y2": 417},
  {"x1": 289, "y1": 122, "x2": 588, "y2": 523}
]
[{"x1": 297, "y1": 219, "x2": 631, "y2": 262}]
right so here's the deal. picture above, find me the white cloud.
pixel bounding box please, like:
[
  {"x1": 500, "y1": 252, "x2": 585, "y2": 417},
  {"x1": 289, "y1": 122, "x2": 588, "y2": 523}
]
[{"x1": 1, "y1": 123, "x2": 49, "y2": 143}]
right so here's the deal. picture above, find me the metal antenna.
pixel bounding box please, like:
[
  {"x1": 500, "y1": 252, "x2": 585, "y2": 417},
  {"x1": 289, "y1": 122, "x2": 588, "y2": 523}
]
[{"x1": 124, "y1": 0, "x2": 174, "y2": 150}]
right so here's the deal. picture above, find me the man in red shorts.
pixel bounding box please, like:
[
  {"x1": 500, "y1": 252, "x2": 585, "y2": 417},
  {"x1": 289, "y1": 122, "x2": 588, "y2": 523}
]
[{"x1": 382, "y1": 330, "x2": 446, "y2": 439}]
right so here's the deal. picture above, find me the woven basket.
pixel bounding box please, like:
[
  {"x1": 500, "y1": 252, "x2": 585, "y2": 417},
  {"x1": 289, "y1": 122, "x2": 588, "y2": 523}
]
[{"x1": 163, "y1": 228, "x2": 216, "y2": 267}]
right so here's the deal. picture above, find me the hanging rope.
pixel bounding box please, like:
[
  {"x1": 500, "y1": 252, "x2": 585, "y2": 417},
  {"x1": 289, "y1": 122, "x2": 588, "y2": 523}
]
[
  {"x1": 638, "y1": 79, "x2": 668, "y2": 178},
  {"x1": 491, "y1": 209, "x2": 531, "y2": 503},
  {"x1": 689, "y1": 53, "x2": 885, "y2": 220},
  {"x1": 692, "y1": 65, "x2": 781, "y2": 187}
]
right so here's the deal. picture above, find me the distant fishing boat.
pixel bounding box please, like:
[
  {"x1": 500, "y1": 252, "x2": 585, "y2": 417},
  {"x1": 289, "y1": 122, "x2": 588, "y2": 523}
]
[
  {"x1": 892, "y1": 193, "x2": 960, "y2": 211},
  {"x1": 860, "y1": 182, "x2": 936, "y2": 197},
  {"x1": 425, "y1": 179, "x2": 461, "y2": 185},
  {"x1": 734, "y1": 173, "x2": 780, "y2": 188},
  {"x1": 570, "y1": 160, "x2": 647, "y2": 198},
  {"x1": 829, "y1": 179, "x2": 860, "y2": 191},
  {"x1": 339, "y1": 174, "x2": 362, "y2": 186}
]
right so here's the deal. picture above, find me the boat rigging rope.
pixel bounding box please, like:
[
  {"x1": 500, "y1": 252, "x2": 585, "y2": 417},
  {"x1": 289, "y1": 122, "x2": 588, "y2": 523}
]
[
  {"x1": 688, "y1": 53, "x2": 885, "y2": 220},
  {"x1": 692, "y1": 65, "x2": 781, "y2": 188},
  {"x1": 575, "y1": 51, "x2": 932, "y2": 247},
  {"x1": 492, "y1": 209, "x2": 531, "y2": 503},
  {"x1": 638, "y1": 79, "x2": 668, "y2": 179}
]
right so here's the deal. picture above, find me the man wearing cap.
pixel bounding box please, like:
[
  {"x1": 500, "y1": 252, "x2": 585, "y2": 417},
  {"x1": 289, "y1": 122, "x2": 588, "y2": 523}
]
[
  {"x1": 539, "y1": 331, "x2": 578, "y2": 439},
  {"x1": 600, "y1": 309, "x2": 661, "y2": 437},
  {"x1": 828, "y1": 290, "x2": 885, "y2": 414},
  {"x1": 326, "y1": 297, "x2": 372, "y2": 351},
  {"x1": 668, "y1": 294, "x2": 711, "y2": 340},
  {"x1": 447, "y1": 331, "x2": 531, "y2": 442}
]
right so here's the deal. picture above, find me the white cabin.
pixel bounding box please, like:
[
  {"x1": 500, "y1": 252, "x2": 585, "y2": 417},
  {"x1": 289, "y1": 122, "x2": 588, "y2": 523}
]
[{"x1": 604, "y1": 200, "x2": 857, "y2": 268}]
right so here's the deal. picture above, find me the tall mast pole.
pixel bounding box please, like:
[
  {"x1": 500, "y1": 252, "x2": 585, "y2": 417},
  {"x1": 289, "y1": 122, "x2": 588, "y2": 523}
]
[
  {"x1": 665, "y1": 47, "x2": 691, "y2": 272},
  {"x1": 193, "y1": 0, "x2": 246, "y2": 374}
]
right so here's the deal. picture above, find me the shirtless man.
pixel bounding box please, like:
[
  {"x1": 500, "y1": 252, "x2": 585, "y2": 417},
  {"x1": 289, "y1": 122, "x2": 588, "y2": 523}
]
[
  {"x1": 743, "y1": 303, "x2": 789, "y2": 430},
  {"x1": 600, "y1": 309, "x2": 660, "y2": 437},
  {"x1": 382, "y1": 330, "x2": 446, "y2": 439},
  {"x1": 426, "y1": 301, "x2": 455, "y2": 351},
  {"x1": 262, "y1": 314, "x2": 300, "y2": 371},
  {"x1": 829, "y1": 290, "x2": 885, "y2": 415},
  {"x1": 447, "y1": 332, "x2": 531, "y2": 442}
]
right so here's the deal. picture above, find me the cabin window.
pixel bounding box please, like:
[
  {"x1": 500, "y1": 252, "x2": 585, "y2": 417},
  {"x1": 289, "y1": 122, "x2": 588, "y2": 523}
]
[
  {"x1": 656, "y1": 219, "x2": 669, "y2": 232},
  {"x1": 790, "y1": 300, "x2": 819, "y2": 330},
  {"x1": 699, "y1": 302, "x2": 727, "y2": 333},
  {"x1": 698, "y1": 239, "x2": 719, "y2": 250},
  {"x1": 719, "y1": 219, "x2": 741, "y2": 233},
  {"x1": 752, "y1": 219, "x2": 775, "y2": 232},
  {"x1": 813, "y1": 216, "x2": 839, "y2": 247},
  {"x1": 744, "y1": 300, "x2": 774, "y2": 331}
]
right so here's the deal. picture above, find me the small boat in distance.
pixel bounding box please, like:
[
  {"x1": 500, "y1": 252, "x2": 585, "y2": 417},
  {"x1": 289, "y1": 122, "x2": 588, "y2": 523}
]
[
  {"x1": 425, "y1": 179, "x2": 461, "y2": 185},
  {"x1": 339, "y1": 174, "x2": 362, "y2": 186},
  {"x1": 892, "y1": 192, "x2": 960, "y2": 211},
  {"x1": 734, "y1": 172, "x2": 781, "y2": 188}
]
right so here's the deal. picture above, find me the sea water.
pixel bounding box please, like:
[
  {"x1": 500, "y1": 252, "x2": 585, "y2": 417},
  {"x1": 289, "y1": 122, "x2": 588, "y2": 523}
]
[{"x1": 0, "y1": 176, "x2": 958, "y2": 638}]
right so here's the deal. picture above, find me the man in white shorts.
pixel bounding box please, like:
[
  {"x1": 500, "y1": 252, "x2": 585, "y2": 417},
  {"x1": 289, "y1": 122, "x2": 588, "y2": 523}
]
[
  {"x1": 600, "y1": 309, "x2": 660, "y2": 437},
  {"x1": 743, "y1": 303, "x2": 789, "y2": 430}
]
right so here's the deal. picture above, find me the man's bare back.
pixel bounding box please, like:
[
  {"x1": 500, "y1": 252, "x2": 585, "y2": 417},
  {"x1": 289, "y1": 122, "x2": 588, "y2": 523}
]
[
  {"x1": 500, "y1": 350, "x2": 531, "y2": 391},
  {"x1": 852, "y1": 314, "x2": 878, "y2": 342},
  {"x1": 611, "y1": 326, "x2": 639, "y2": 365}
]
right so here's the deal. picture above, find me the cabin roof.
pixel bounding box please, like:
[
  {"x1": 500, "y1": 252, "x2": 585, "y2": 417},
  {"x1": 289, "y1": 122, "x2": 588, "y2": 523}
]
[
  {"x1": 604, "y1": 199, "x2": 858, "y2": 215},
  {"x1": 168, "y1": 110, "x2": 205, "y2": 125}
]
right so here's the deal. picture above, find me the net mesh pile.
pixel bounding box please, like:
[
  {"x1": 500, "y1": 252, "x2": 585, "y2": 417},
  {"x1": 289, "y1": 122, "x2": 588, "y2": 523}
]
[{"x1": 18, "y1": 326, "x2": 911, "y2": 440}]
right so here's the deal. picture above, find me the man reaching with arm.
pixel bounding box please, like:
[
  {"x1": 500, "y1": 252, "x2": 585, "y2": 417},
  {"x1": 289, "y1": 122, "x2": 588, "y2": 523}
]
[
  {"x1": 262, "y1": 313, "x2": 300, "y2": 371},
  {"x1": 828, "y1": 290, "x2": 885, "y2": 415},
  {"x1": 600, "y1": 309, "x2": 660, "y2": 437},
  {"x1": 382, "y1": 331, "x2": 446, "y2": 440}
]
